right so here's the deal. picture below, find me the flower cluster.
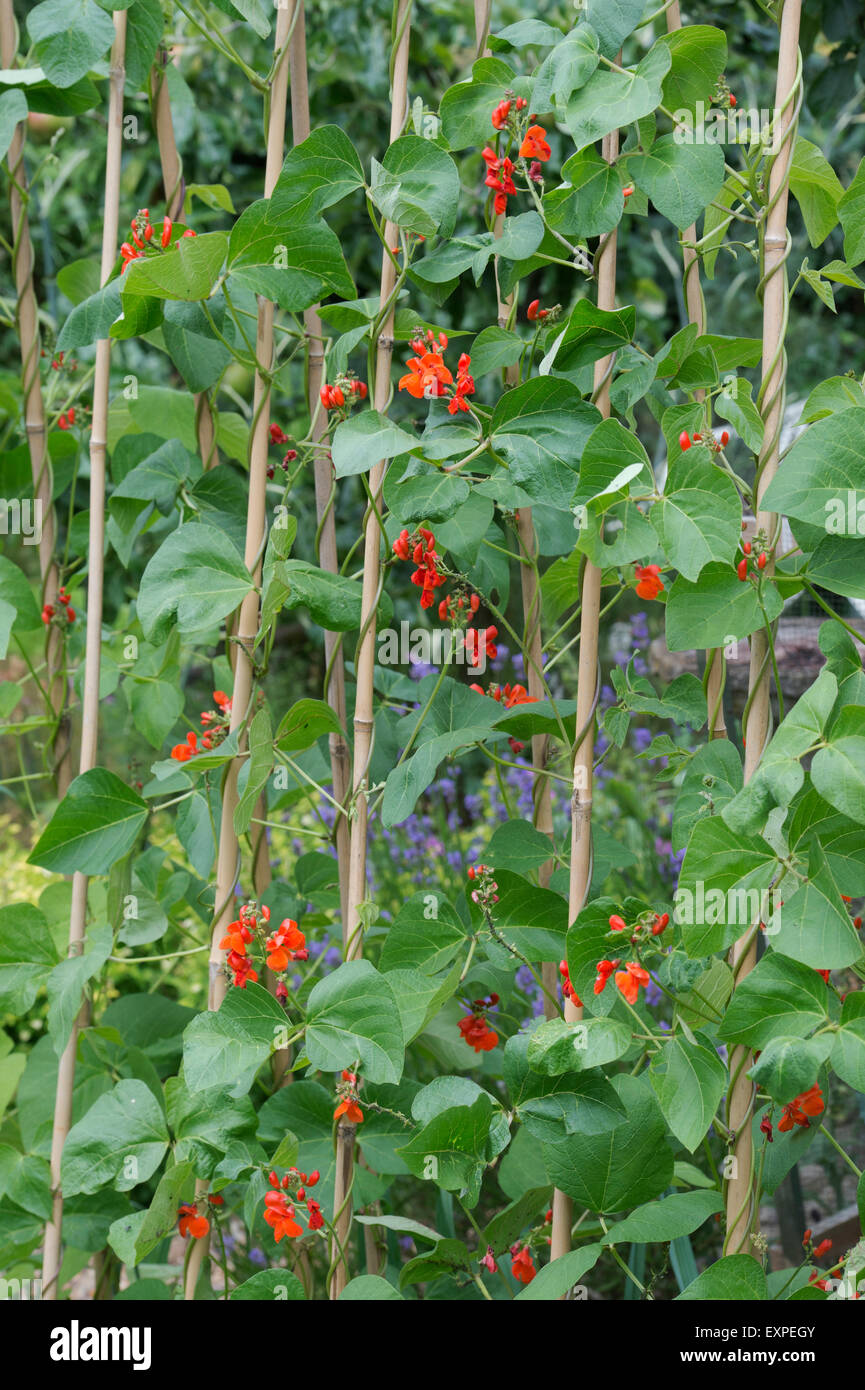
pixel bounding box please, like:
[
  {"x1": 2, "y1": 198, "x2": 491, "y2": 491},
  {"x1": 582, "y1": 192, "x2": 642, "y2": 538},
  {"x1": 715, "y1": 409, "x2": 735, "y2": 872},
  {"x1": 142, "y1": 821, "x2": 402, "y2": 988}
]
[
  {"x1": 398, "y1": 330, "x2": 476, "y2": 416},
  {"x1": 736, "y1": 528, "x2": 769, "y2": 581},
  {"x1": 170, "y1": 688, "x2": 232, "y2": 762},
  {"x1": 121, "y1": 208, "x2": 196, "y2": 273},
  {"x1": 778, "y1": 1082, "x2": 824, "y2": 1132},
  {"x1": 266, "y1": 423, "x2": 299, "y2": 478},
  {"x1": 481, "y1": 145, "x2": 516, "y2": 215},
  {"x1": 458, "y1": 995, "x2": 499, "y2": 1053},
  {"x1": 320, "y1": 376, "x2": 368, "y2": 410},
  {"x1": 482, "y1": 97, "x2": 551, "y2": 221},
  {"x1": 392, "y1": 525, "x2": 448, "y2": 610},
  {"x1": 470, "y1": 679, "x2": 535, "y2": 709},
  {"x1": 678, "y1": 428, "x2": 730, "y2": 453},
  {"x1": 465, "y1": 624, "x2": 499, "y2": 668},
  {"x1": 262, "y1": 1166, "x2": 322, "y2": 1242},
  {"x1": 42, "y1": 585, "x2": 75, "y2": 627},
  {"x1": 265, "y1": 917, "x2": 307, "y2": 971},
  {"x1": 467, "y1": 862, "x2": 499, "y2": 909},
  {"x1": 219, "y1": 901, "x2": 271, "y2": 989},
  {"x1": 57, "y1": 406, "x2": 76, "y2": 430},
  {"x1": 334, "y1": 1068, "x2": 364, "y2": 1124}
]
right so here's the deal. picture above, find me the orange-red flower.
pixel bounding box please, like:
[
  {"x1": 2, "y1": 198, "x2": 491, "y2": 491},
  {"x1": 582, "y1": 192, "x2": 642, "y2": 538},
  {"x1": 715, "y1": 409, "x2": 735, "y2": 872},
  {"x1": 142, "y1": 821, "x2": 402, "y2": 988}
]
[
  {"x1": 265, "y1": 918, "x2": 305, "y2": 972},
  {"x1": 227, "y1": 950, "x2": 258, "y2": 989},
  {"x1": 178, "y1": 1202, "x2": 209, "y2": 1239},
  {"x1": 491, "y1": 98, "x2": 512, "y2": 130},
  {"x1": 263, "y1": 1190, "x2": 303, "y2": 1241},
  {"x1": 458, "y1": 1012, "x2": 498, "y2": 1053},
  {"x1": 398, "y1": 350, "x2": 453, "y2": 399},
  {"x1": 511, "y1": 1245, "x2": 536, "y2": 1284},
  {"x1": 334, "y1": 1098, "x2": 364, "y2": 1123},
  {"x1": 448, "y1": 352, "x2": 476, "y2": 414},
  {"x1": 778, "y1": 1083, "x2": 824, "y2": 1132},
  {"x1": 219, "y1": 918, "x2": 253, "y2": 956},
  {"x1": 634, "y1": 563, "x2": 664, "y2": 600},
  {"x1": 614, "y1": 961, "x2": 650, "y2": 1005},
  {"x1": 170, "y1": 730, "x2": 198, "y2": 762},
  {"x1": 519, "y1": 124, "x2": 551, "y2": 161}
]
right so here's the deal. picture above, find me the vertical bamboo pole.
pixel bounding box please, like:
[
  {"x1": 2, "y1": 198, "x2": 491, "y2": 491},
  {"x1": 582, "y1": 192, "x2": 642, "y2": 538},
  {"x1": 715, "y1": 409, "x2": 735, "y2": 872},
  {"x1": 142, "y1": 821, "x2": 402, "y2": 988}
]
[
  {"x1": 288, "y1": 0, "x2": 351, "y2": 930},
  {"x1": 665, "y1": 1, "x2": 727, "y2": 742},
  {"x1": 41, "y1": 10, "x2": 127, "y2": 1300},
  {"x1": 725, "y1": 0, "x2": 802, "y2": 1257},
  {"x1": 149, "y1": 47, "x2": 218, "y2": 470},
  {"x1": 333, "y1": 0, "x2": 412, "y2": 1299},
  {"x1": 183, "y1": 5, "x2": 292, "y2": 1301},
  {"x1": 0, "y1": 0, "x2": 71, "y2": 794},
  {"x1": 550, "y1": 127, "x2": 620, "y2": 1267}
]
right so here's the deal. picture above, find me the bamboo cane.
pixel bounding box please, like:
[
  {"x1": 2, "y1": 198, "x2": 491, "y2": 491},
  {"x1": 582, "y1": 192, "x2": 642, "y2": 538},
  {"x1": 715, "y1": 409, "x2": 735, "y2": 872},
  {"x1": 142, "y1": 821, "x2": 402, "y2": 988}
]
[
  {"x1": 41, "y1": 9, "x2": 128, "y2": 1301},
  {"x1": 332, "y1": 0, "x2": 412, "y2": 1300},
  {"x1": 183, "y1": 4, "x2": 292, "y2": 1301},
  {"x1": 724, "y1": 0, "x2": 802, "y2": 1257},
  {"x1": 149, "y1": 47, "x2": 218, "y2": 470},
  {"x1": 0, "y1": 0, "x2": 71, "y2": 795},
  {"x1": 550, "y1": 127, "x2": 621, "y2": 1267},
  {"x1": 288, "y1": 0, "x2": 351, "y2": 931},
  {"x1": 665, "y1": 0, "x2": 727, "y2": 742}
]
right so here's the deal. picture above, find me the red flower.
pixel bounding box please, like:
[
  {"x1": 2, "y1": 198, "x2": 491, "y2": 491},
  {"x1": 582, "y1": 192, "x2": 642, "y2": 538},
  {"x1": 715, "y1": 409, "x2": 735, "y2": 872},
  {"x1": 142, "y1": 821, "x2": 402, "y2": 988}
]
[
  {"x1": 614, "y1": 961, "x2": 650, "y2": 1005},
  {"x1": 171, "y1": 730, "x2": 199, "y2": 762},
  {"x1": 263, "y1": 1191, "x2": 302, "y2": 1242},
  {"x1": 491, "y1": 98, "x2": 512, "y2": 130},
  {"x1": 759, "y1": 1115, "x2": 773, "y2": 1143},
  {"x1": 480, "y1": 1246, "x2": 497, "y2": 1273},
  {"x1": 519, "y1": 124, "x2": 551, "y2": 161},
  {"x1": 161, "y1": 216, "x2": 172, "y2": 249},
  {"x1": 265, "y1": 918, "x2": 305, "y2": 972},
  {"x1": 269, "y1": 423, "x2": 288, "y2": 445},
  {"x1": 778, "y1": 1083, "x2": 824, "y2": 1132},
  {"x1": 558, "y1": 959, "x2": 583, "y2": 1006},
  {"x1": 458, "y1": 1012, "x2": 498, "y2": 1053},
  {"x1": 511, "y1": 1246, "x2": 536, "y2": 1284},
  {"x1": 593, "y1": 958, "x2": 619, "y2": 995},
  {"x1": 334, "y1": 1098, "x2": 364, "y2": 1123},
  {"x1": 178, "y1": 1203, "x2": 209, "y2": 1239},
  {"x1": 634, "y1": 563, "x2": 664, "y2": 600},
  {"x1": 306, "y1": 1198, "x2": 324, "y2": 1231},
  {"x1": 398, "y1": 350, "x2": 453, "y2": 399}
]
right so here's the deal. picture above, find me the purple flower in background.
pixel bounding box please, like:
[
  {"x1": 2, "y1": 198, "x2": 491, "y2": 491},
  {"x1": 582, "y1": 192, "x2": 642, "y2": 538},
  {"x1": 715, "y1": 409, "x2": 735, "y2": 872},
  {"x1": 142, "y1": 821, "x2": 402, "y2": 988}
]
[
  {"x1": 249, "y1": 1247, "x2": 267, "y2": 1267},
  {"x1": 644, "y1": 974, "x2": 663, "y2": 1008}
]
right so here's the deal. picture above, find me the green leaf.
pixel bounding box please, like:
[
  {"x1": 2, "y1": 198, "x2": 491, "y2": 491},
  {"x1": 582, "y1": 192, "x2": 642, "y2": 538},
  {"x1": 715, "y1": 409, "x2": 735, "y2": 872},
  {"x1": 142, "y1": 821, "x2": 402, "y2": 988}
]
[
  {"x1": 676, "y1": 816, "x2": 778, "y2": 956},
  {"x1": 0, "y1": 89, "x2": 27, "y2": 162},
  {"x1": 234, "y1": 708, "x2": 273, "y2": 835},
  {"x1": 182, "y1": 983, "x2": 288, "y2": 1094},
  {"x1": 29, "y1": 769, "x2": 146, "y2": 875},
  {"x1": 659, "y1": 26, "x2": 727, "y2": 116},
  {"x1": 338, "y1": 1275, "x2": 404, "y2": 1301},
  {"x1": 270, "y1": 125, "x2": 364, "y2": 220},
  {"x1": 370, "y1": 136, "x2": 460, "y2": 238},
  {"x1": 125, "y1": 1160, "x2": 194, "y2": 1265},
  {"x1": 812, "y1": 709, "x2": 865, "y2": 823},
  {"x1": 491, "y1": 377, "x2": 602, "y2": 510},
  {"x1": 606, "y1": 1190, "x2": 724, "y2": 1245},
  {"x1": 831, "y1": 1019, "x2": 865, "y2": 1092},
  {"x1": 276, "y1": 698, "x2": 343, "y2": 753},
  {"x1": 379, "y1": 891, "x2": 468, "y2": 975},
  {"x1": 514, "y1": 1242, "x2": 603, "y2": 1300},
  {"x1": 790, "y1": 137, "x2": 844, "y2": 248},
  {"x1": 305, "y1": 961, "x2": 404, "y2": 1084},
  {"x1": 749, "y1": 1034, "x2": 833, "y2": 1104},
  {"x1": 763, "y1": 410, "x2": 865, "y2": 533},
  {"x1": 651, "y1": 454, "x2": 740, "y2": 581},
  {"x1": 772, "y1": 840, "x2": 862, "y2": 970},
  {"x1": 396, "y1": 1094, "x2": 493, "y2": 1199},
  {"x1": 716, "y1": 376, "x2": 764, "y2": 452},
  {"x1": 228, "y1": 202, "x2": 353, "y2": 310},
  {"x1": 165, "y1": 1076, "x2": 257, "y2": 1177},
  {"x1": 468, "y1": 325, "x2": 524, "y2": 377},
  {"x1": 331, "y1": 410, "x2": 417, "y2": 477},
  {"x1": 137, "y1": 523, "x2": 253, "y2": 644},
  {"x1": 584, "y1": 0, "x2": 645, "y2": 56},
  {"x1": 564, "y1": 44, "x2": 671, "y2": 152},
  {"x1": 61, "y1": 1080, "x2": 169, "y2": 1197},
  {"x1": 629, "y1": 134, "x2": 725, "y2": 231},
  {"x1": 485, "y1": 819, "x2": 555, "y2": 876},
  {"x1": 665, "y1": 561, "x2": 783, "y2": 652},
  {"x1": 551, "y1": 301, "x2": 636, "y2": 373},
  {"x1": 482, "y1": 1186, "x2": 553, "y2": 1256},
  {"x1": 839, "y1": 155, "x2": 865, "y2": 267},
  {"x1": 47, "y1": 925, "x2": 113, "y2": 1055},
  {"x1": 279, "y1": 559, "x2": 376, "y2": 632},
  {"x1": 469, "y1": 869, "x2": 568, "y2": 962},
  {"x1": 676, "y1": 1253, "x2": 768, "y2": 1300},
  {"x1": 542, "y1": 1075, "x2": 673, "y2": 1212},
  {"x1": 0, "y1": 903, "x2": 61, "y2": 1013},
  {"x1": 527, "y1": 1016, "x2": 633, "y2": 1076},
  {"x1": 27, "y1": 0, "x2": 115, "y2": 88},
  {"x1": 230, "y1": 1268, "x2": 307, "y2": 1300},
  {"x1": 57, "y1": 280, "x2": 122, "y2": 352},
  {"x1": 440, "y1": 57, "x2": 524, "y2": 150},
  {"x1": 719, "y1": 952, "x2": 830, "y2": 1048},
  {"x1": 544, "y1": 146, "x2": 624, "y2": 238},
  {"x1": 0, "y1": 1146, "x2": 52, "y2": 1220},
  {"x1": 650, "y1": 1034, "x2": 727, "y2": 1152}
]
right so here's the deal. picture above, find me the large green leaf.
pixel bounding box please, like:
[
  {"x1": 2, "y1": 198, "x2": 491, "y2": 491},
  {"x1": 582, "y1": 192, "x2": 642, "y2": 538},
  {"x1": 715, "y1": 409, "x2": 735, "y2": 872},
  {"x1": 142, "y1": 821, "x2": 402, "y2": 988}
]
[
  {"x1": 719, "y1": 952, "x2": 830, "y2": 1049},
  {"x1": 27, "y1": 0, "x2": 115, "y2": 88},
  {"x1": 121, "y1": 232, "x2": 228, "y2": 302},
  {"x1": 182, "y1": 983, "x2": 288, "y2": 1094},
  {"x1": 269, "y1": 125, "x2": 365, "y2": 220},
  {"x1": 666, "y1": 561, "x2": 783, "y2": 652},
  {"x1": 370, "y1": 135, "x2": 460, "y2": 238},
  {"x1": 137, "y1": 523, "x2": 253, "y2": 643},
  {"x1": 0, "y1": 904, "x2": 61, "y2": 1013},
  {"x1": 61, "y1": 1080, "x2": 169, "y2": 1196},
  {"x1": 564, "y1": 44, "x2": 671, "y2": 152},
  {"x1": 651, "y1": 454, "x2": 740, "y2": 581},
  {"x1": 629, "y1": 134, "x2": 725, "y2": 231},
  {"x1": 29, "y1": 769, "x2": 147, "y2": 875},
  {"x1": 650, "y1": 1034, "x2": 727, "y2": 1152},
  {"x1": 304, "y1": 961, "x2": 404, "y2": 1085}
]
